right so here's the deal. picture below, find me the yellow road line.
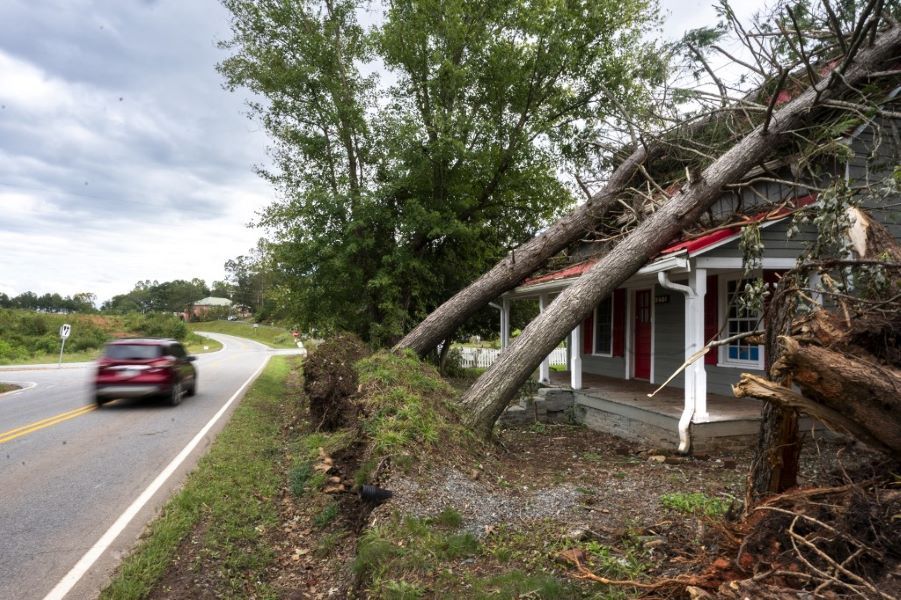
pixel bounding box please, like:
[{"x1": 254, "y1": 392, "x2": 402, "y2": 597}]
[{"x1": 0, "y1": 405, "x2": 96, "y2": 444}]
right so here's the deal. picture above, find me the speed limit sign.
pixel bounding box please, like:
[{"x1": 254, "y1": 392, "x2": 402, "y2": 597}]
[{"x1": 59, "y1": 324, "x2": 71, "y2": 339}]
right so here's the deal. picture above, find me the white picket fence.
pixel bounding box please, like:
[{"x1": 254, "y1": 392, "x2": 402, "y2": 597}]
[{"x1": 458, "y1": 346, "x2": 567, "y2": 369}]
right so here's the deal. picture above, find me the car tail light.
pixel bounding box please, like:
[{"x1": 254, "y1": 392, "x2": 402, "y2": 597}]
[{"x1": 148, "y1": 358, "x2": 175, "y2": 373}]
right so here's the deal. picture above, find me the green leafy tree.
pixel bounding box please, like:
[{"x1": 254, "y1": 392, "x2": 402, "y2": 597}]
[
  {"x1": 219, "y1": 0, "x2": 662, "y2": 345},
  {"x1": 224, "y1": 244, "x2": 272, "y2": 316},
  {"x1": 103, "y1": 279, "x2": 210, "y2": 314}
]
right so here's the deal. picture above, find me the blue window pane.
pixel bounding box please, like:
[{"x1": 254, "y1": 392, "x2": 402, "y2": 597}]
[
  {"x1": 729, "y1": 347, "x2": 738, "y2": 359},
  {"x1": 750, "y1": 347, "x2": 759, "y2": 361}
]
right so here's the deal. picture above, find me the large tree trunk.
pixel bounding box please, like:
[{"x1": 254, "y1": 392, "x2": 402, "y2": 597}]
[{"x1": 457, "y1": 25, "x2": 901, "y2": 438}]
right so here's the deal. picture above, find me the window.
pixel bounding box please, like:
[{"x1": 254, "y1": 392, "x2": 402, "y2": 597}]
[
  {"x1": 721, "y1": 277, "x2": 763, "y2": 367},
  {"x1": 103, "y1": 344, "x2": 163, "y2": 360},
  {"x1": 593, "y1": 296, "x2": 613, "y2": 355}
]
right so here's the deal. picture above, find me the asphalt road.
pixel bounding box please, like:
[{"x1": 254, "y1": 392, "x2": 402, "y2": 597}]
[{"x1": 0, "y1": 333, "x2": 292, "y2": 600}]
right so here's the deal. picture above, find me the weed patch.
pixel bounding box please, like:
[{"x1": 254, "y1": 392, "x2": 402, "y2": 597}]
[
  {"x1": 354, "y1": 514, "x2": 480, "y2": 595},
  {"x1": 660, "y1": 491, "x2": 731, "y2": 517}
]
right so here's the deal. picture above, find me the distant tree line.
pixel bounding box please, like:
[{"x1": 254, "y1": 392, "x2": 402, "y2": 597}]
[
  {"x1": 5, "y1": 256, "x2": 273, "y2": 320},
  {"x1": 0, "y1": 291, "x2": 98, "y2": 313},
  {"x1": 102, "y1": 279, "x2": 216, "y2": 314}
]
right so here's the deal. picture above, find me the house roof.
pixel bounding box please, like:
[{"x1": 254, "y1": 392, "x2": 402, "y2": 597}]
[
  {"x1": 194, "y1": 296, "x2": 232, "y2": 306},
  {"x1": 519, "y1": 194, "x2": 816, "y2": 289},
  {"x1": 659, "y1": 194, "x2": 815, "y2": 255}
]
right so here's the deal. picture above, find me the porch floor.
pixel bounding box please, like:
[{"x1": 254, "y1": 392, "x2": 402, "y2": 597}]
[{"x1": 548, "y1": 371, "x2": 763, "y2": 422}]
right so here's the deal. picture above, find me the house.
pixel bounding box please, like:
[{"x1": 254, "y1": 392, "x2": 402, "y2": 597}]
[
  {"x1": 190, "y1": 296, "x2": 233, "y2": 321},
  {"x1": 498, "y1": 100, "x2": 900, "y2": 453}
]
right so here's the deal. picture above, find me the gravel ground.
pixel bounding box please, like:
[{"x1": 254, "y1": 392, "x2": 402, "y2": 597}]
[{"x1": 370, "y1": 424, "x2": 751, "y2": 541}]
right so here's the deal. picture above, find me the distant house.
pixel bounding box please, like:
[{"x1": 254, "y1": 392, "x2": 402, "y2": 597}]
[
  {"x1": 190, "y1": 296, "x2": 233, "y2": 320},
  {"x1": 498, "y1": 100, "x2": 900, "y2": 452}
]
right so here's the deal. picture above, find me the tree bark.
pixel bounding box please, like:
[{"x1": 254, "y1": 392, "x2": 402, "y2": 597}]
[
  {"x1": 734, "y1": 372, "x2": 896, "y2": 454},
  {"x1": 774, "y1": 338, "x2": 901, "y2": 452},
  {"x1": 457, "y1": 25, "x2": 901, "y2": 438}
]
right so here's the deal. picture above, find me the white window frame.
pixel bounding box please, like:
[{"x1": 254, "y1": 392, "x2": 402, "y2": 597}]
[
  {"x1": 592, "y1": 295, "x2": 614, "y2": 357},
  {"x1": 718, "y1": 274, "x2": 765, "y2": 369}
]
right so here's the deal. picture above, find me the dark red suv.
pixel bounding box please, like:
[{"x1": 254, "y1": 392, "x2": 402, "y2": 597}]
[{"x1": 94, "y1": 339, "x2": 197, "y2": 406}]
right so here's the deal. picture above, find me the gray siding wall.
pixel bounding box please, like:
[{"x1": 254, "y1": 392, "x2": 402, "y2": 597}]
[
  {"x1": 707, "y1": 180, "x2": 810, "y2": 222},
  {"x1": 581, "y1": 354, "x2": 625, "y2": 378},
  {"x1": 702, "y1": 219, "x2": 812, "y2": 260},
  {"x1": 707, "y1": 364, "x2": 764, "y2": 397}
]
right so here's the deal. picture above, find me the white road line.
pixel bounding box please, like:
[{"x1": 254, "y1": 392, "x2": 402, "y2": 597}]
[
  {"x1": 0, "y1": 382, "x2": 38, "y2": 398},
  {"x1": 42, "y1": 355, "x2": 271, "y2": 600}
]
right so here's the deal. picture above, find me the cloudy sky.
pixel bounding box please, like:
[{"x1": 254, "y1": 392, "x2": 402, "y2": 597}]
[{"x1": 0, "y1": 0, "x2": 766, "y2": 304}]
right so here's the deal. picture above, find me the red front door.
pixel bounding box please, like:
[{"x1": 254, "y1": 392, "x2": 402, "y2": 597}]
[{"x1": 634, "y1": 289, "x2": 652, "y2": 380}]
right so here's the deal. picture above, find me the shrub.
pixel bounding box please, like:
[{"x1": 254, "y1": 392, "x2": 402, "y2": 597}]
[
  {"x1": 440, "y1": 347, "x2": 466, "y2": 378},
  {"x1": 125, "y1": 313, "x2": 188, "y2": 340},
  {"x1": 303, "y1": 332, "x2": 369, "y2": 430},
  {"x1": 0, "y1": 339, "x2": 27, "y2": 362}
]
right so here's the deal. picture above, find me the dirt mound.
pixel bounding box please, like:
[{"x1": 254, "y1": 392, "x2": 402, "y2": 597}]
[{"x1": 303, "y1": 333, "x2": 369, "y2": 430}]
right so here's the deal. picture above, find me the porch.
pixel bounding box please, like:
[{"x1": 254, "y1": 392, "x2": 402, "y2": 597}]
[{"x1": 546, "y1": 371, "x2": 765, "y2": 453}]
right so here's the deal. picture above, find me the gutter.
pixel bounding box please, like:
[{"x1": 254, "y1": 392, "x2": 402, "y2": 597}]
[{"x1": 657, "y1": 270, "x2": 696, "y2": 454}]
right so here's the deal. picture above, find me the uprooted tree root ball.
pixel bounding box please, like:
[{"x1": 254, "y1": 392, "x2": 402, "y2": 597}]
[
  {"x1": 303, "y1": 332, "x2": 370, "y2": 431},
  {"x1": 684, "y1": 459, "x2": 901, "y2": 599}
]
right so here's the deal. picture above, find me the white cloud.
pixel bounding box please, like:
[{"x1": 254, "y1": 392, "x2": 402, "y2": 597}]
[{"x1": 0, "y1": 0, "x2": 273, "y2": 302}]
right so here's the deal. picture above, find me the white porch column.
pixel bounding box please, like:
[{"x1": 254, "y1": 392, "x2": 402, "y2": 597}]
[
  {"x1": 500, "y1": 298, "x2": 511, "y2": 350},
  {"x1": 570, "y1": 324, "x2": 583, "y2": 390},
  {"x1": 538, "y1": 294, "x2": 551, "y2": 384},
  {"x1": 687, "y1": 268, "x2": 708, "y2": 420}
]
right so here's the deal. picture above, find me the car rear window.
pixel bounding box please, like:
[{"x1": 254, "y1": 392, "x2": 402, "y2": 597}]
[{"x1": 103, "y1": 344, "x2": 164, "y2": 360}]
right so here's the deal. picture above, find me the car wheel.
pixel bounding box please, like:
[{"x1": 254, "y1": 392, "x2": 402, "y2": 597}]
[
  {"x1": 187, "y1": 376, "x2": 197, "y2": 397},
  {"x1": 95, "y1": 395, "x2": 107, "y2": 407},
  {"x1": 169, "y1": 381, "x2": 183, "y2": 406}
]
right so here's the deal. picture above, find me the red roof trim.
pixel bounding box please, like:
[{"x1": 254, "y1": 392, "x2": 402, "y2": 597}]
[
  {"x1": 519, "y1": 194, "x2": 816, "y2": 289},
  {"x1": 660, "y1": 194, "x2": 816, "y2": 255},
  {"x1": 523, "y1": 258, "x2": 598, "y2": 286}
]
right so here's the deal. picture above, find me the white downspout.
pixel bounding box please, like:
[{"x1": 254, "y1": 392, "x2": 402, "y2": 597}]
[{"x1": 657, "y1": 271, "x2": 697, "y2": 454}]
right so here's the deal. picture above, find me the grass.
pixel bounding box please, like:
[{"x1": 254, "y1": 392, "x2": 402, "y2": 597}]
[
  {"x1": 354, "y1": 514, "x2": 481, "y2": 596},
  {"x1": 0, "y1": 309, "x2": 221, "y2": 365},
  {"x1": 100, "y1": 356, "x2": 299, "y2": 599},
  {"x1": 0, "y1": 383, "x2": 19, "y2": 394},
  {"x1": 355, "y1": 350, "x2": 473, "y2": 460},
  {"x1": 184, "y1": 332, "x2": 223, "y2": 354},
  {"x1": 660, "y1": 491, "x2": 732, "y2": 517},
  {"x1": 352, "y1": 515, "x2": 597, "y2": 599},
  {"x1": 0, "y1": 332, "x2": 221, "y2": 366},
  {"x1": 187, "y1": 320, "x2": 297, "y2": 348}
]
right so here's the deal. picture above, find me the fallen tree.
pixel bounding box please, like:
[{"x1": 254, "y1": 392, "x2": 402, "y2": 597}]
[
  {"x1": 456, "y1": 22, "x2": 901, "y2": 438},
  {"x1": 392, "y1": 144, "x2": 648, "y2": 357}
]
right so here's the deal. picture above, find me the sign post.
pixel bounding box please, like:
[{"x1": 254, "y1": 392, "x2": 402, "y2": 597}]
[{"x1": 58, "y1": 323, "x2": 71, "y2": 368}]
